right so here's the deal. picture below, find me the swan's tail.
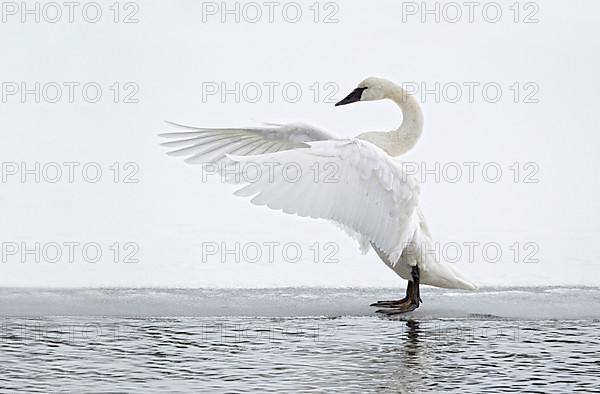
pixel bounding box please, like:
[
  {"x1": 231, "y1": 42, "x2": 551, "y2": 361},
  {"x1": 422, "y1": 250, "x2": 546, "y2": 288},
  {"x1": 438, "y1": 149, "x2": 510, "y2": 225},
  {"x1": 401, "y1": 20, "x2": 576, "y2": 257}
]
[
  {"x1": 419, "y1": 253, "x2": 479, "y2": 291},
  {"x1": 411, "y1": 221, "x2": 479, "y2": 291}
]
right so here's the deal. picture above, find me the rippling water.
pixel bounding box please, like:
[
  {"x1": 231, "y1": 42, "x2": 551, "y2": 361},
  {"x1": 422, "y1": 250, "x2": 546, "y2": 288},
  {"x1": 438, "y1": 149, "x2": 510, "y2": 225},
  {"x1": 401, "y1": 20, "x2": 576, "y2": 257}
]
[{"x1": 1, "y1": 288, "x2": 600, "y2": 392}]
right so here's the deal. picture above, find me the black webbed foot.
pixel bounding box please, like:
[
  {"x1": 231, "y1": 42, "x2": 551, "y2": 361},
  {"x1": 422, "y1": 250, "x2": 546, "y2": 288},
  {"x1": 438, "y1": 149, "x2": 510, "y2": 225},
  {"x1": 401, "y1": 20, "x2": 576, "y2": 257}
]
[
  {"x1": 369, "y1": 297, "x2": 409, "y2": 308},
  {"x1": 372, "y1": 266, "x2": 421, "y2": 315},
  {"x1": 375, "y1": 300, "x2": 419, "y2": 316}
]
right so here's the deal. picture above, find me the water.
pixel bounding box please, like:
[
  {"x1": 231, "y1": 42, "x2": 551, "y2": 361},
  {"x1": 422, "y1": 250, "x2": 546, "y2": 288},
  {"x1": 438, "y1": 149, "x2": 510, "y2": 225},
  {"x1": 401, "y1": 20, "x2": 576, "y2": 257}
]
[{"x1": 1, "y1": 288, "x2": 600, "y2": 393}]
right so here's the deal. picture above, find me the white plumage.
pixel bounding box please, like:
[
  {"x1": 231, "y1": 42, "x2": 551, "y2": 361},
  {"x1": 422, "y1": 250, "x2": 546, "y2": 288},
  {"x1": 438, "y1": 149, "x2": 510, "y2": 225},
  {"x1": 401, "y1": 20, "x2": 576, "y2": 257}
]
[
  {"x1": 229, "y1": 139, "x2": 418, "y2": 264},
  {"x1": 159, "y1": 121, "x2": 334, "y2": 164},
  {"x1": 160, "y1": 77, "x2": 478, "y2": 292}
]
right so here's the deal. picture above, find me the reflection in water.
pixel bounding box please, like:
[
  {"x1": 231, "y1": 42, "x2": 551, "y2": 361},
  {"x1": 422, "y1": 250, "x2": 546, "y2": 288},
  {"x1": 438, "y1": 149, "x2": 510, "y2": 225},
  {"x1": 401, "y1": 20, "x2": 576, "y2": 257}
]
[
  {"x1": 404, "y1": 319, "x2": 421, "y2": 360},
  {"x1": 1, "y1": 317, "x2": 599, "y2": 393},
  {"x1": 391, "y1": 319, "x2": 426, "y2": 393}
]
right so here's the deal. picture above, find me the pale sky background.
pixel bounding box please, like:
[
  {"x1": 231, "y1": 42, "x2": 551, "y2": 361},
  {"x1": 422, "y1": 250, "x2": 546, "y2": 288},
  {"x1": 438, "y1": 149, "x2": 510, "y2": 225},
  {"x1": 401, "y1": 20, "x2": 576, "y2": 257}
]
[{"x1": 0, "y1": 0, "x2": 599, "y2": 288}]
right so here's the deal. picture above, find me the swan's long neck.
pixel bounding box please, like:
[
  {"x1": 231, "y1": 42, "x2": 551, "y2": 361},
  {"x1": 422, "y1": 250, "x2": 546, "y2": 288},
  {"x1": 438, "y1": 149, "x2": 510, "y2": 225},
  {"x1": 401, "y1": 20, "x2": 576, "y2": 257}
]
[{"x1": 357, "y1": 85, "x2": 424, "y2": 157}]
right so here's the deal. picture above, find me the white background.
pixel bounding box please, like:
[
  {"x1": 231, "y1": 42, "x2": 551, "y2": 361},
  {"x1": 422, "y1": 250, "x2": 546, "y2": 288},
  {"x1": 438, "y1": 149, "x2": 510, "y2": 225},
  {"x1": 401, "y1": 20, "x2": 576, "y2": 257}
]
[{"x1": 0, "y1": 0, "x2": 598, "y2": 287}]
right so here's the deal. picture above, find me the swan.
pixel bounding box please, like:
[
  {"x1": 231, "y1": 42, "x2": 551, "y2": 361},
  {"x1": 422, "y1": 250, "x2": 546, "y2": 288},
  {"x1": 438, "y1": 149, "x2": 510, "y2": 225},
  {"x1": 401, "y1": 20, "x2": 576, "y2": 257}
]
[{"x1": 160, "y1": 77, "x2": 478, "y2": 315}]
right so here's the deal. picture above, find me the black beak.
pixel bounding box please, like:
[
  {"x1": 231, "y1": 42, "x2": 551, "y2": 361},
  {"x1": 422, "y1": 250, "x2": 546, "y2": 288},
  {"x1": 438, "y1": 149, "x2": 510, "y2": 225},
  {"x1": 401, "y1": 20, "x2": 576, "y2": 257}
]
[{"x1": 335, "y1": 87, "x2": 367, "y2": 106}]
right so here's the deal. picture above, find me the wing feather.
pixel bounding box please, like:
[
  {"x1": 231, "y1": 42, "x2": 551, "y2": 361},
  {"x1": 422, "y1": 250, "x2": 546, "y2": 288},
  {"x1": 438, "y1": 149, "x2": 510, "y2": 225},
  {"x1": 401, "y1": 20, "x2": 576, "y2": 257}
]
[
  {"x1": 159, "y1": 122, "x2": 335, "y2": 165},
  {"x1": 228, "y1": 139, "x2": 420, "y2": 262}
]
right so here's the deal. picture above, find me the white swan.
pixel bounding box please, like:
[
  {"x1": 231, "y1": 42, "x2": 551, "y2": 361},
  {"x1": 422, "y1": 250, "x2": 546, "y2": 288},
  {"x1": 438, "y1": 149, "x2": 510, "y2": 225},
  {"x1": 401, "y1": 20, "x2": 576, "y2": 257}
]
[{"x1": 160, "y1": 77, "x2": 478, "y2": 314}]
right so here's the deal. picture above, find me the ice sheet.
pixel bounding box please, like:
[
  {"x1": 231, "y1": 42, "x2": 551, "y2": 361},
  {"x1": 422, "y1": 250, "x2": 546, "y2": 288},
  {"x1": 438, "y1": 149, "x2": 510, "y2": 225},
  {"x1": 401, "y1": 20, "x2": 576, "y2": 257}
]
[{"x1": 1, "y1": 287, "x2": 599, "y2": 320}]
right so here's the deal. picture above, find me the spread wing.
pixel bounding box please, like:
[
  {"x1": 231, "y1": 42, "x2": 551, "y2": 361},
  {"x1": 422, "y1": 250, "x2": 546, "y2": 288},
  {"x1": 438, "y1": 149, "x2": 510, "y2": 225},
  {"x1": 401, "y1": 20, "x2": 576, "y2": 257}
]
[
  {"x1": 227, "y1": 139, "x2": 421, "y2": 262},
  {"x1": 159, "y1": 121, "x2": 336, "y2": 165}
]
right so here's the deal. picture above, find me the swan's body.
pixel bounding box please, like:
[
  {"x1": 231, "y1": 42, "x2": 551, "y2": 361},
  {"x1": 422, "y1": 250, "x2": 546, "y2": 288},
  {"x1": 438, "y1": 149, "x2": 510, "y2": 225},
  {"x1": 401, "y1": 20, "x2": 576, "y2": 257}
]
[{"x1": 160, "y1": 77, "x2": 477, "y2": 313}]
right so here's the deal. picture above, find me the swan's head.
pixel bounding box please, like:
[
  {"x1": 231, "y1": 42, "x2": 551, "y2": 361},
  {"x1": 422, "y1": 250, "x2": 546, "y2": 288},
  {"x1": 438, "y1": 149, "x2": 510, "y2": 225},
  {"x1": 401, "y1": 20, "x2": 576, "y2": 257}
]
[{"x1": 335, "y1": 77, "x2": 394, "y2": 106}]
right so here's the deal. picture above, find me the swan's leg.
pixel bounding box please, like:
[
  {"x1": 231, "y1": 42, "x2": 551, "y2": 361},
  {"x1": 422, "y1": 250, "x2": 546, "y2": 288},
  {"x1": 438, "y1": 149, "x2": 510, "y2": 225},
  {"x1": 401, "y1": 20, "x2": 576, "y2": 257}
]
[
  {"x1": 375, "y1": 266, "x2": 421, "y2": 315},
  {"x1": 370, "y1": 281, "x2": 413, "y2": 307}
]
